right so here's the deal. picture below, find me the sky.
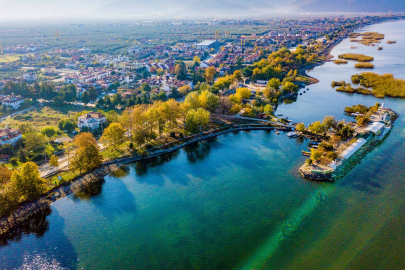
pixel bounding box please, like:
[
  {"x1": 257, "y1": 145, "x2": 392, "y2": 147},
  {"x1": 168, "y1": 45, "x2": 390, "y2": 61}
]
[{"x1": 0, "y1": 0, "x2": 111, "y2": 20}]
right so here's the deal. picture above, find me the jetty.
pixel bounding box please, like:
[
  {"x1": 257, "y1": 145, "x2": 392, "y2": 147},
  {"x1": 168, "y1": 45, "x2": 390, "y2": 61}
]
[{"x1": 299, "y1": 107, "x2": 397, "y2": 181}]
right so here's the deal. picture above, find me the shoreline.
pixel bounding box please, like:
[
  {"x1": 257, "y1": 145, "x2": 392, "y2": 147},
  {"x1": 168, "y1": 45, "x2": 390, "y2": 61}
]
[{"x1": 0, "y1": 123, "x2": 292, "y2": 236}]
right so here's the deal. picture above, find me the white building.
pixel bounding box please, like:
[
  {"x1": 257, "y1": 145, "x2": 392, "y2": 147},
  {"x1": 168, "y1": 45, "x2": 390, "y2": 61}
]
[
  {"x1": 77, "y1": 112, "x2": 106, "y2": 131},
  {"x1": 0, "y1": 95, "x2": 24, "y2": 109},
  {"x1": 23, "y1": 72, "x2": 37, "y2": 81},
  {"x1": 195, "y1": 40, "x2": 218, "y2": 50},
  {"x1": 0, "y1": 127, "x2": 22, "y2": 145}
]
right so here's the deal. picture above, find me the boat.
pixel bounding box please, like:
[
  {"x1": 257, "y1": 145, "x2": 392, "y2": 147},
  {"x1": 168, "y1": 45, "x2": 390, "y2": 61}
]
[
  {"x1": 300, "y1": 93, "x2": 302, "y2": 95},
  {"x1": 278, "y1": 114, "x2": 283, "y2": 116},
  {"x1": 287, "y1": 132, "x2": 298, "y2": 138},
  {"x1": 307, "y1": 88, "x2": 309, "y2": 90},
  {"x1": 275, "y1": 130, "x2": 280, "y2": 135},
  {"x1": 309, "y1": 140, "x2": 320, "y2": 145},
  {"x1": 302, "y1": 150, "x2": 311, "y2": 157},
  {"x1": 287, "y1": 119, "x2": 293, "y2": 122}
]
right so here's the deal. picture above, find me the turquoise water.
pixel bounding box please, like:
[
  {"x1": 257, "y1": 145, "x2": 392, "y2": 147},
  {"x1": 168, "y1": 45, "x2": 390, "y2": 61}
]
[{"x1": 2, "y1": 20, "x2": 405, "y2": 269}]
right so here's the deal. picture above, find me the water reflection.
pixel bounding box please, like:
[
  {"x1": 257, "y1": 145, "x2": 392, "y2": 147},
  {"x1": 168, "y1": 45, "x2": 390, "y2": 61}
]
[
  {"x1": 73, "y1": 178, "x2": 105, "y2": 200},
  {"x1": 110, "y1": 165, "x2": 130, "y2": 178},
  {"x1": 0, "y1": 206, "x2": 52, "y2": 247},
  {"x1": 184, "y1": 140, "x2": 213, "y2": 163}
]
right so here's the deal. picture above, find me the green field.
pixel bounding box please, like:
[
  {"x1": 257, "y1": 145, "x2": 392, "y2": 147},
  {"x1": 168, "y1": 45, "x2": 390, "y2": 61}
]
[{"x1": 0, "y1": 55, "x2": 20, "y2": 63}]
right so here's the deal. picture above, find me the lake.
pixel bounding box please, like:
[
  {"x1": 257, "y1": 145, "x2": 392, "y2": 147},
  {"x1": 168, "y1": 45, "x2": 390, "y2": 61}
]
[{"x1": 2, "y1": 20, "x2": 405, "y2": 270}]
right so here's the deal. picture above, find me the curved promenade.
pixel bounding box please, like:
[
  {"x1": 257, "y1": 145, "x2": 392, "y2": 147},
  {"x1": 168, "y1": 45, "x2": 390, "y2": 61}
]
[{"x1": 0, "y1": 123, "x2": 291, "y2": 236}]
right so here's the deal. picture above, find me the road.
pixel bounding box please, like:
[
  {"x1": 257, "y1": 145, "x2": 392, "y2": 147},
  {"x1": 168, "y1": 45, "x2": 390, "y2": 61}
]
[{"x1": 0, "y1": 105, "x2": 38, "y2": 123}]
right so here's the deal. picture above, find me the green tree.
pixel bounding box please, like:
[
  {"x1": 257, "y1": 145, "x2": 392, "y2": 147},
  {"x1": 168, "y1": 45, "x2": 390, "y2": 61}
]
[
  {"x1": 267, "y1": 78, "x2": 281, "y2": 90},
  {"x1": 185, "y1": 108, "x2": 210, "y2": 133},
  {"x1": 264, "y1": 104, "x2": 273, "y2": 115},
  {"x1": 41, "y1": 126, "x2": 57, "y2": 142},
  {"x1": 11, "y1": 162, "x2": 46, "y2": 201}
]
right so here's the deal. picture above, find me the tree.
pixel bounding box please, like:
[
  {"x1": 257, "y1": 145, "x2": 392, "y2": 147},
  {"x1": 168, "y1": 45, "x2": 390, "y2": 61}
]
[
  {"x1": 59, "y1": 119, "x2": 76, "y2": 133},
  {"x1": 205, "y1": 66, "x2": 216, "y2": 83},
  {"x1": 70, "y1": 132, "x2": 103, "y2": 174},
  {"x1": 267, "y1": 78, "x2": 281, "y2": 90},
  {"x1": 308, "y1": 121, "x2": 325, "y2": 134},
  {"x1": 296, "y1": 123, "x2": 306, "y2": 132},
  {"x1": 100, "y1": 123, "x2": 126, "y2": 152},
  {"x1": 41, "y1": 126, "x2": 57, "y2": 142},
  {"x1": 24, "y1": 132, "x2": 45, "y2": 153},
  {"x1": 263, "y1": 104, "x2": 273, "y2": 115},
  {"x1": 198, "y1": 91, "x2": 219, "y2": 112},
  {"x1": 49, "y1": 155, "x2": 59, "y2": 170},
  {"x1": 178, "y1": 85, "x2": 191, "y2": 96},
  {"x1": 310, "y1": 149, "x2": 322, "y2": 164},
  {"x1": 88, "y1": 87, "x2": 98, "y2": 102},
  {"x1": 283, "y1": 82, "x2": 298, "y2": 93},
  {"x1": 185, "y1": 108, "x2": 210, "y2": 133},
  {"x1": 193, "y1": 56, "x2": 201, "y2": 65},
  {"x1": 323, "y1": 116, "x2": 337, "y2": 130},
  {"x1": 11, "y1": 162, "x2": 46, "y2": 201},
  {"x1": 233, "y1": 70, "x2": 243, "y2": 83},
  {"x1": 140, "y1": 83, "x2": 152, "y2": 92},
  {"x1": 236, "y1": 87, "x2": 252, "y2": 99}
]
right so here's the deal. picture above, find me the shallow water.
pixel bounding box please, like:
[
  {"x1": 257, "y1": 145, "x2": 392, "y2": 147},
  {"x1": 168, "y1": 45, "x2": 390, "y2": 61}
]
[{"x1": 2, "y1": 20, "x2": 405, "y2": 270}]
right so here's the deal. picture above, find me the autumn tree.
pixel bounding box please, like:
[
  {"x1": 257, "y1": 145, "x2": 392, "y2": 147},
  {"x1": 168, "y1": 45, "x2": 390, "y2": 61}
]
[
  {"x1": 70, "y1": 132, "x2": 103, "y2": 174},
  {"x1": 49, "y1": 155, "x2": 59, "y2": 171},
  {"x1": 100, "y1": 123, "x2": 126, "y2": 152},
  {"x1": 178, "y1": 85, "x2": 191, "y2": 96},
  {"x1": 205, "y1": 66, "x2": 216, "y2": 83},
  {"x1": 236, "y1": 87, "x2": 252, "y2": 99},
  {"x1": 11, "y1": 162, "x2": 46, "y2": 201}
]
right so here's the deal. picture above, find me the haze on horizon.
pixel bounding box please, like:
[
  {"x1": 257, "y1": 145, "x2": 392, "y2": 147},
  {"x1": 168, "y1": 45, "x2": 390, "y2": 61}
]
[{"x1": 0, "y1": 0, "x2": 404, "y2": 21}]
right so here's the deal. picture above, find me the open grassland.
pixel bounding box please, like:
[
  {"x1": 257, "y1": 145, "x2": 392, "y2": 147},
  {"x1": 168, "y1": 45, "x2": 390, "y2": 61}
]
[
  {"x1": 0, "y1": 55, "x2": 20, "y2": 63},
  {"x1": 0, "y1": 105, "x2": 95, "y2": 133},
  {"x1": 338, "y1": 53, "x2": 374, "y2": 62}
]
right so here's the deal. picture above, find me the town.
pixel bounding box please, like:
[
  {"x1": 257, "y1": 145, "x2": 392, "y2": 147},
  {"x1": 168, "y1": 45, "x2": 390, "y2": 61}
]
[{"x1": 0, "y1": 13, "x2": 403, "y2": 246}]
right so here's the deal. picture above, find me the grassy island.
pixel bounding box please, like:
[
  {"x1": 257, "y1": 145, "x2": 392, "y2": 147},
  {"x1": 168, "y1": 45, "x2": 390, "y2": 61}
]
[
  {"x1": 332, "y1": 72, "x2": 405, "y2": 98},
  {"x1": 338, "y1": 53, "x2": 374, "y2": 62},
  {"x1": 349, "y1": 32, "x2": 385, "y2": 46},
  {"x1": 355, "y1": 63, "x2": 374, "y2": 69},
  {"x1": 334, "y1": 60, "x2": 348, "y2": 65}
]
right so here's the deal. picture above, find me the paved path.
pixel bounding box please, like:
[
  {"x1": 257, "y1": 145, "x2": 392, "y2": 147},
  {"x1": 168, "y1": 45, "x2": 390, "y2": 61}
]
[{"x1": 0, "y1": 105, "x2": 38, "y2": 123}]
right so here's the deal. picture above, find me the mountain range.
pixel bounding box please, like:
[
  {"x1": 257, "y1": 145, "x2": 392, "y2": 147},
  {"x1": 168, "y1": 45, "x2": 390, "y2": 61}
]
[
  {"x1": 91, "y1": 0, "x2": 405, "y2": 19},
  {"x1": 0, "y1": 0, "x2": 404, "y2": 20}
]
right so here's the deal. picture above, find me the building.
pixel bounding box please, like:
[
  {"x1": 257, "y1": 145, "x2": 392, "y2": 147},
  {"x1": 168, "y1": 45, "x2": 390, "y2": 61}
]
[
  {"x1": 22, "y1": 72, "x2": 37, "y2": 81},
  {"x1": 0, "y1": 95, "x2": 24, "y2": 109},
  {"x1": 77, "y1": 112, "x2": 106, "y2": 131},
  {"x1": 195, "y1": 40, "x2": 218, "y2": 50},
  {"x1": 44, "y1": 66, "x2": 57, "y2": 74},
  {"x1": 0, "y1": 127, "x2": 22, "y2": 145}
]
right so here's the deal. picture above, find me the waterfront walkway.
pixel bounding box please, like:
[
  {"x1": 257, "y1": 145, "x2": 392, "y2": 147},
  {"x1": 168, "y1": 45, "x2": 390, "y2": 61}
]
[{"x1": 0, "y1": 123, "x2": 291, "y2": 236}]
